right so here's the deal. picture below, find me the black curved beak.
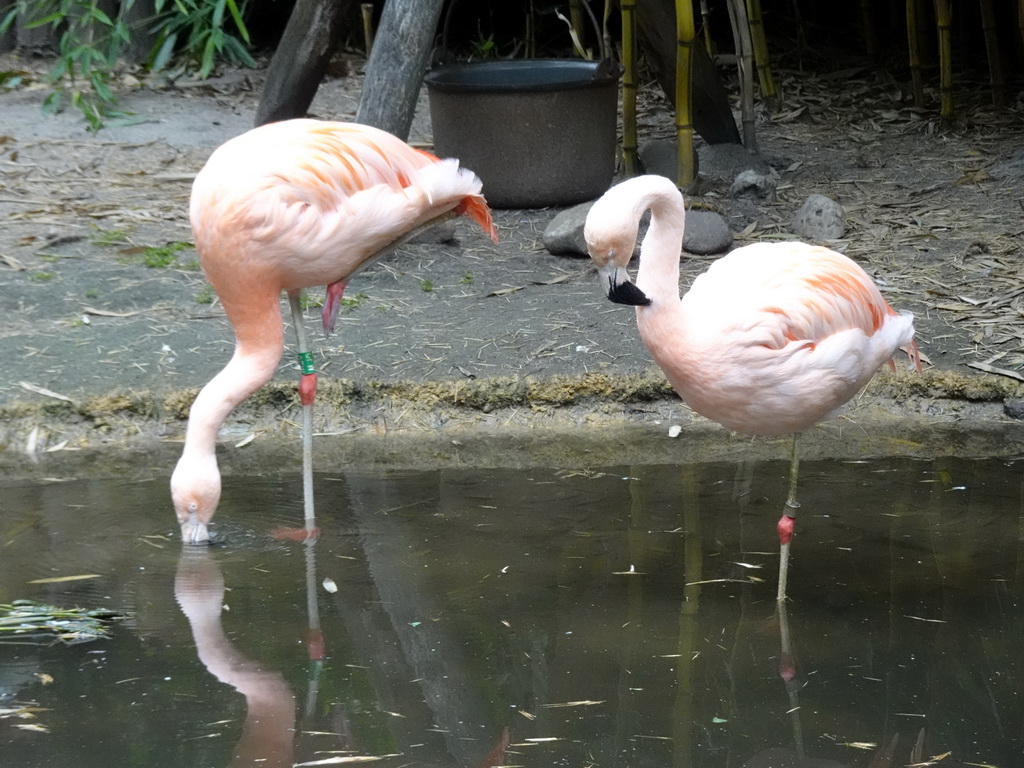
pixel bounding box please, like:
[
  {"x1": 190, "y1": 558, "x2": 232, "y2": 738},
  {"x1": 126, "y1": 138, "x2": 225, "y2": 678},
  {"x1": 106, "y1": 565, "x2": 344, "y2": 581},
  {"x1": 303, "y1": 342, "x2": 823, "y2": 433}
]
[{"x1": 599, "y1": 264, "x2": 651, "y2": 306}]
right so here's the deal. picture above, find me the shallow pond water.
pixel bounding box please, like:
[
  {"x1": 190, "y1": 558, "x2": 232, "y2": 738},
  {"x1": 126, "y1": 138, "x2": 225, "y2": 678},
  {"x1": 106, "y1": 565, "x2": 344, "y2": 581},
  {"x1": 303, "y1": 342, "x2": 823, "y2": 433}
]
[{"x1": 1, "y1": 455, "x2": 1021, "y2": 767}]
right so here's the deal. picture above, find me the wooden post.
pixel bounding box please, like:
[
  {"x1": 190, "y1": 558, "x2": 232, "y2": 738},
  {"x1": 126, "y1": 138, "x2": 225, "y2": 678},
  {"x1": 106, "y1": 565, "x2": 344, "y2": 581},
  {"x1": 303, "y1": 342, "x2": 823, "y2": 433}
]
[
  {"x1": 255, "y1": 0, "x2": 355, "y2": 127},
  {"x1": 356, "y1": 0, "x2": 445, "y2": 140}
]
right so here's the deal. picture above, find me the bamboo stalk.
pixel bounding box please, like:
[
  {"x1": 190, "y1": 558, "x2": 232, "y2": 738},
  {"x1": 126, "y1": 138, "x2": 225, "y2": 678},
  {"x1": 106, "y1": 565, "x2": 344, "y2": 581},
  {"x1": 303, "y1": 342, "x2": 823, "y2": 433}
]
[
  {"x1": 933, "y1": 0, "x2": 953, "y2": 121},
  {"x1": 602, "y1": 0, "x2": 613, "y2": 67},
  {"x1": 1020, "y1": 0, "x2": 1024, "y2": 50},
  {"x1": 675, "y1": 0, "x2": 696, "y2": 186},
  {"x1": 360, "y1": 3, "x2": 374, "y2": 55},
  {"x1": 789, "y1": 0, "x2": 806, "y2": 71},
  {"x1": 526, "y1": 0, "x2": 535, "y2": 59},
  {"x1": 621, "y1": 0, "x2": 639, "y2": 177},
  {"x1": 569, "y1": 0, "x2": 586, "y2": 55},
  {"x1": 906, "y1": 0, "x2": 925, "y2": 107},
  {"x1": 746, "y1": 0, "x2": 777, "y2": 106},
  {"x1": 979, "y1": 0, "x2": 1004, "y2": 107},
  {"x1": 699, "y1": 0, "x2": 713, "y2": 56},
  {"x1": 860, "y1": 0, "x2": 877, "y2": 64},
  {"x1": 727, "y1": 0, "x2": 756, "y2": 152}
]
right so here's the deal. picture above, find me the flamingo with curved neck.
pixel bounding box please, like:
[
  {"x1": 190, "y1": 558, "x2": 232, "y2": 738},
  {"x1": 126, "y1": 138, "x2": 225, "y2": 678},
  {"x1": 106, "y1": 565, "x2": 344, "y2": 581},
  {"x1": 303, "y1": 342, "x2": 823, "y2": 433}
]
[{"x1": 584, "y1": 175, "x2": 920, "y2": 601}]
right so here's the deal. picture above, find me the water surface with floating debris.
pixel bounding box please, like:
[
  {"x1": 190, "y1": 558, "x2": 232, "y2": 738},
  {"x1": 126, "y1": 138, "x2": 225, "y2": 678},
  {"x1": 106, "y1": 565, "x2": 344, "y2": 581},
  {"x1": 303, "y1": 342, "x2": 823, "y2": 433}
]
[{"x1": 0, "y1": 455, "x2": 1020, "y2": 767}]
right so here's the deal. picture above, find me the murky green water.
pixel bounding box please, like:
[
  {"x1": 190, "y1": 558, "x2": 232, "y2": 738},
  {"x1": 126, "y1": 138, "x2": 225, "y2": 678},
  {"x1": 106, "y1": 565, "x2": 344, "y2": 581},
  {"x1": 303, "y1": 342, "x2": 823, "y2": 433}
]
[{"x1": 1, "y1": 456, "x2": 1021, "y2": 767}]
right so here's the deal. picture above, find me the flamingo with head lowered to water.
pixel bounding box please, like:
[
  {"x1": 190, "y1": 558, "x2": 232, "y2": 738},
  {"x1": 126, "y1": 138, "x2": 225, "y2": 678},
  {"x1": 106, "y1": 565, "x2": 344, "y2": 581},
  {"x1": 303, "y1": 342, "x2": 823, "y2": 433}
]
[{"x1": 171, "y1": 119, "x2": 497, "y2": 544}]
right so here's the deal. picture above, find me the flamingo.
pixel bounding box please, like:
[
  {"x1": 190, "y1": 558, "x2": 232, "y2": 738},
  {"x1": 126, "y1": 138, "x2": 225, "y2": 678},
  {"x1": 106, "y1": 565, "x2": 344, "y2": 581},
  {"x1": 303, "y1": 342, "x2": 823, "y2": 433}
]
[
  {"x1": 171, "y1": 119, "x2": 498, "y2": 544},
  {"x1": 584, "y1": 175, "x2": 920, "y2": 602}
]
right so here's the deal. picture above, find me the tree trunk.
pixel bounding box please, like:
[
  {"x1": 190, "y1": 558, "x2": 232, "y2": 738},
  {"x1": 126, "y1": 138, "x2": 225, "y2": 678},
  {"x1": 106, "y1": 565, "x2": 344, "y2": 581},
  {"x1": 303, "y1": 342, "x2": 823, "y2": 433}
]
[
  {"x1": 255, "y1": 0, "x2": 355, "y2": 127},
  {"x1": 636, "y1": 0, "x2": 740, "y2": 145},
  {"x1": 355, "y1": 0, "x2": 445, "y2": 140},
  {"x1": 17, "y1": 0, "x2": 59, "y2": 52},
  {"x1": 121, "y1": 0, "x2": 158, "y2": 64},
  {"x1": 1, "y1": 2, "x2": 16, "y2": 53}
]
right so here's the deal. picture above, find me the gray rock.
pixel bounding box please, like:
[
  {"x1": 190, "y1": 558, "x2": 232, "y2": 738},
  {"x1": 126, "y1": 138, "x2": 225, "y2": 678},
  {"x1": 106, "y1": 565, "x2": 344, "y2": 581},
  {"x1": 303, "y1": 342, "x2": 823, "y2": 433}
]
[
  {"x1": 408, "y1": 218, "x2": 459, "y2": 245},
  {"x1": 729, "y1": 168, "x2": 777, "y2": 198},
  {"x1": 683, "y1": 210, "x2": 733, "y2": 255},
  {"x1": 637, "y1": 138, "x2": 699, "y2": 180},
  {"x1": 1004, "y1": 399, "x2": 1024, "y2": 420},
  {"x1": 791, "y1": 194, "x2": 846, "y2": 240},
  {"x1": 543, "y1": 198, "x2": 732, "y2": 258},
  {"x1": 698, "y1": 142, "x2": 772, "y2": 180},
  {"x1": 543, "y1": 200, "x2": 595, "y2": 256}
]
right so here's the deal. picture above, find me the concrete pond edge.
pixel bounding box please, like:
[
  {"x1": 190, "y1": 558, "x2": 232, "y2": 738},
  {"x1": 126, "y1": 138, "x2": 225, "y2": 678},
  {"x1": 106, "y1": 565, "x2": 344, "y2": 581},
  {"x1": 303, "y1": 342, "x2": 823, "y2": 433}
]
[{"x1": 0, "y1": 367, "x2": 1022, "y2": 481}]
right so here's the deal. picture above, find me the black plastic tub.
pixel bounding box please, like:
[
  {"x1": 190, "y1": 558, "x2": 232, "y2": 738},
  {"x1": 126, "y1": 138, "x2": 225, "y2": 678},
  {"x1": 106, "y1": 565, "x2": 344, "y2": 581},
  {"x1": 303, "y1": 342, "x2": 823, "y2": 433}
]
[{"x1": 424, "y1": 59, "x2": 619, "y2": 209}]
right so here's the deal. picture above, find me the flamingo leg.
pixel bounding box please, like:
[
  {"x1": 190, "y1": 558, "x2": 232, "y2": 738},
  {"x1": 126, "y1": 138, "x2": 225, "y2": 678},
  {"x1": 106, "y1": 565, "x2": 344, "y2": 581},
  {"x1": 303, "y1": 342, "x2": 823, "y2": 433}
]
[
  {"x1": 776, "y1": 432, "x2": 801, "y2": 602},
  {"x1": 288, "y1": 291, "x2": 317, "y2": 534}
]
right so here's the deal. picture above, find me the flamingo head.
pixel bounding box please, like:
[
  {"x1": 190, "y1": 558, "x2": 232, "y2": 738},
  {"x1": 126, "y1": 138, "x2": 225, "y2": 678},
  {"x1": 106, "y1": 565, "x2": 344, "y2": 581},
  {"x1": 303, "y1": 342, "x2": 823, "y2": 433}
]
[
  {"x1": 170, "y1": 455, "x2": 221, "y2": 545},
  {"x1": 584, "y1": 204, "x2": 650, "y2": 307}
]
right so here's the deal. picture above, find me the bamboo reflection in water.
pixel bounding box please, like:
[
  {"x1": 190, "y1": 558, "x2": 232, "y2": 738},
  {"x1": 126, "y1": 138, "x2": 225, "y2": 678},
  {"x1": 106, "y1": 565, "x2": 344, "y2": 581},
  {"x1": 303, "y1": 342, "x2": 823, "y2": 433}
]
[
  {"x1": 673, "y1": 464, "x2": 702, "y2": 768},
  {"x1": 612, "y1": 467, "x2": 651, "y2": 760}
]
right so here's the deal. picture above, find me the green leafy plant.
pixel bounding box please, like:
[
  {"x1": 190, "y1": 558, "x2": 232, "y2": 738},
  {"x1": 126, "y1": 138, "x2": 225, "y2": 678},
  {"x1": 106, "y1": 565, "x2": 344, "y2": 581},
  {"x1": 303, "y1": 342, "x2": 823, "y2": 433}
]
[
  {"x1": 150, "y1": 0, "x2": 256, "y2": 78},
  {"x1": 29, "y1": 270, "x2": 57, "y2": 282},
  {"x1": 420, "y1": 279, "x2": 435, "y2": 293},
  {"x1": 3, "y1": 0, "x2": 256, "y2": 129},
  {"x1": 21, "y1": 0, "x2": 134, "y2": 131},
  {"x1": 195, "y1": 285, "x2": 216, "y2": 304}
]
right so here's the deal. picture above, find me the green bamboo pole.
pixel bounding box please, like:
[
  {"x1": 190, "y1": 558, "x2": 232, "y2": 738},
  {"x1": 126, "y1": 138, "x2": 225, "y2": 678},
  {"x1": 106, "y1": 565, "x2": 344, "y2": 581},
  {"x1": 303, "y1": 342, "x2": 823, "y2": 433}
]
[
  {"x1": 934, "y1": 0, "x2": 953, "y2": 121},
  {"x1": 906, "y1": 0, "x2": 925, "y2": 107},
  {"x1": 621, "y1": 0, "x2": 639, "y2": 177},
  {"x1": 675, "y1": 0, "x2": 696, "y2": 186},
  {"x1": 746, "y1": 0, "x2": 777, "y2": 106},
  {"x1": 979, "y1": 0, "x2": 1004, "y2": 107},
  {"x1": 360, "y1": 3, "x2": 374, "y2": 54}
]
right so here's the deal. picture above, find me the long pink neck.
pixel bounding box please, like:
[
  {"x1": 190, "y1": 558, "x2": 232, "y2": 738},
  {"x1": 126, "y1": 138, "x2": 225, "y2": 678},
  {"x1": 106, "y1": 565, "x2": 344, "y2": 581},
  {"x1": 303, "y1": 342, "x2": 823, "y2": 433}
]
[
  {"x1": 634, "y1": 189, "x2": 686, "y2": 305},
  {"x1": 179, "y1": 300, "x2": 285, "y2": 467},
  {"x1": 632, "y1": 189, "x2": 693, "y2": 375}
]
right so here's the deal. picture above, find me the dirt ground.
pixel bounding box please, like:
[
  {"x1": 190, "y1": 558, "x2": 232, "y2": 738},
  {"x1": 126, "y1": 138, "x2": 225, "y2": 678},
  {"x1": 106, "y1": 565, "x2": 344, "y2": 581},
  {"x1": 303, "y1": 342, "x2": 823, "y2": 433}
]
[{"x1": 2, "y1": 53, "x2": 1023, "y2": 458}]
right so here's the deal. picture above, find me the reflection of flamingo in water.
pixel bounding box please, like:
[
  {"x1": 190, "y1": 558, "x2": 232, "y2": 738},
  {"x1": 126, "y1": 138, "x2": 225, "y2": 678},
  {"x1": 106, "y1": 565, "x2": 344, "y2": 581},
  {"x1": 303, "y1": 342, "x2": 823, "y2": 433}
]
[
  {"x1": 584, "y1": 175, "x2": 920, "y2": 601},
  {"x1": 170, "y1": 119, "x2": 498, "y2": 543},
  {"x1": 175, "y1": 547, "x2": 296, "y2": 768},
  {"x1": 175, "y1": 545, "x2": 512, "y2": 768}
]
